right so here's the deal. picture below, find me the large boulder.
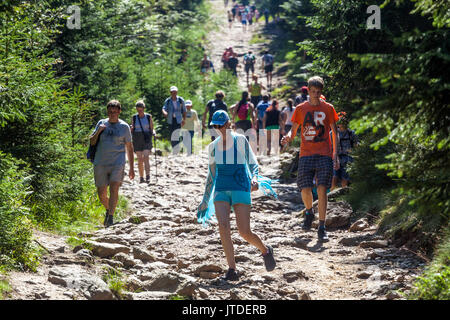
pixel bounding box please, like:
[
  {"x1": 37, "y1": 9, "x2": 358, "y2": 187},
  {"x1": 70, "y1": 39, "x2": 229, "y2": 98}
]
[
  {"x1": 48, "y1": 265, "x2": 114, "y2": 300},
  {"x1": 86, "y1": 240, "x2": 130, "y2": 258}
]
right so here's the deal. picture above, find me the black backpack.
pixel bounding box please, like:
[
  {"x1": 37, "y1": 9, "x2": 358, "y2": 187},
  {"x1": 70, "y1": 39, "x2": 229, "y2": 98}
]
[
  {"x1": 86, "y1": 126, "x2": 104, "y2": 163},
  {"x1": 208, "y1": 99, "x2": 227, "y2": 122}
]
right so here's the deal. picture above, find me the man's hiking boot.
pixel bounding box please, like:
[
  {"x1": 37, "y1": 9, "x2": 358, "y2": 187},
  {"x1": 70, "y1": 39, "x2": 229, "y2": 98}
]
[
  {"x1": 140, "y1": 177, "x2": 145, "y2": 184},
  {"x1": 318, "y1": 227, "x2": 329, "y2": 242},
  {"x1": 103, "y1": 210, "x2": 109, "y2": 227},
  {"x1": 223, "y1": 268, "x2": 239, "y2": 281},
  {"x1": 145, "y1": 175, "x2": 150, "y2": 183},
  {"x1": 105, "y1": 214, "x2": 114, "y2": 228},
  {"x1": 263, "y1": 245, "x2": 276, "y2": 271},
  {"x1": 302, "y1": 210, "x2": 314, "y2": 230}
]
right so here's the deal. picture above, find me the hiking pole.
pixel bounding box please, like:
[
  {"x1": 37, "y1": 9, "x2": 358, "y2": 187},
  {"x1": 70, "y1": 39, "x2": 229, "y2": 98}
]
[{"x1": 153, "y1": 133, "x2": 158, "y2": 184}]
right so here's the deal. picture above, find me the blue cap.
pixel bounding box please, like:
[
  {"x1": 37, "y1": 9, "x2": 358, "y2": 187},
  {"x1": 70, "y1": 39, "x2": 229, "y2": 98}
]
[{"x1": 210, "y1": 110, "x2": 230, "y2": 126}]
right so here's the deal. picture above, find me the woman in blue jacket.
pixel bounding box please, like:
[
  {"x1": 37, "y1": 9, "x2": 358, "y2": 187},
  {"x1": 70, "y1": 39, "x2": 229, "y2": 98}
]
[{"x1": 197, "y1": 110, "x2": 277, "y2": 281}]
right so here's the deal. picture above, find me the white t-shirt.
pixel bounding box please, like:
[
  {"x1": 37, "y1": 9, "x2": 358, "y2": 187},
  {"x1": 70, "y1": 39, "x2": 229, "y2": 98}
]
[{"x1": 283, "y1": 107, "x2": 296, "y2": 126}]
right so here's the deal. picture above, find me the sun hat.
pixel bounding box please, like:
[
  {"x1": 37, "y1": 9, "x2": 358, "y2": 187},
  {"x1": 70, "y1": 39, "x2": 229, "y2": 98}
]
[
  {"x1": 210, "y1": 110, "x2": 230, "y2": 126},
  {"x1": 185, "y1": 100, "x2": 192, "y2": 106},
  {"x1": 170, "y1": 86, "x2": 178, "y2": 92}
]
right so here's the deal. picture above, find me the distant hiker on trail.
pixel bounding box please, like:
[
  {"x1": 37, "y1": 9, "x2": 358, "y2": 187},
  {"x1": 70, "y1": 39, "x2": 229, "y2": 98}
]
[
  {"x1": 281, "y1": 76, "x2": 340, "y2": 242},
  {"x1": 331, "y1": 112, "x2": 358, "y2": 190},
  {"x1": 227, "y1": 10, "x2": 233, "y2": 28},
  {"x1": 131, "y1": 100, "x2": 155, "y2": 184},
  {"x1": 241, "y1": 9, "x2": 248, "y2": 32},
  {"x1": 231, "y1": 91, "x2": 256, "y2": 136},
  {"x1": 197, "y1": 110, "x2": 277, "y2": 281},
  {"x1": 281, "y1": 98, "x2": 296, "y2": 135},
  {"x1": 89, "y1": 100, "x2": 135, "y2": 228},
  {"x1": 162, "y1": 86, "x2": 187, "y2": 152},
  {"x1": 264, "y1": 8, "x2": 269, "y2": 24},
  {"x1": 254, "y1": 8, "x2": 260, "y2": 23},
  {"x1": 262, "y1": 51, "x2": 274, "y2": 89},
  {"x1": 231, "y1": 4, "x2": 237, "y2": 21},
  {"x1": 182, "y1": 100, "x2": 200, "y2": 156},
  {"x1": 248, "y1": 10, "x2": 253, "y2": 27},
  {"x1": 243, "y1": 50, "x2": 256, "y2": 85},
  {"x1": 262, "y1": 99, "x2": 283, "y2": 156},
  {"x1": 256, "y1": 94, "x2": 270, "y2": 149},
  {"x1": 248, "y1": 74, "x2": 265, "y2": 108},
  {"x1": 227, "y1": 52, "x2": 239, "y2": 76},
  {"x1": 295, "y1": 86, "x2": 309, "y2": 105},
  {"x1": 222, "y1": 47, "x2": 234, "y2": 69},
  {"x1": 200, "y1": 54, "x2": 215, "y2": 74},
  {"x1": 202, "y1": 90, "x2": 228, "y2": 141}
]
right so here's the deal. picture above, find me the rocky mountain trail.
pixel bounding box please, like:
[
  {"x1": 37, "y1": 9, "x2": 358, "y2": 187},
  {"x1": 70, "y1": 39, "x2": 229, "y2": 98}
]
[
  {"x1": 4, "y1": 0, "x2": 427, "y2": 301},
  {"x1": 6, "y1": 151, "x2": 426, "y2": 300}
]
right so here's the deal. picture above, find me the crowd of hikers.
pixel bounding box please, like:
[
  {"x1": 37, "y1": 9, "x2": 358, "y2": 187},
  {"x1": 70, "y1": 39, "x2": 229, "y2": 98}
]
[{"x1": 89, "y1": 71, "x2": 358, "y2": 281}]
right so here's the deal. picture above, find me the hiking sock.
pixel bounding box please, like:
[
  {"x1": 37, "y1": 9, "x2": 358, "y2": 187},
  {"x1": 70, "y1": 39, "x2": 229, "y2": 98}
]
[{"x1": 319, "y1": 220, "x2": 325, "y2": 228}]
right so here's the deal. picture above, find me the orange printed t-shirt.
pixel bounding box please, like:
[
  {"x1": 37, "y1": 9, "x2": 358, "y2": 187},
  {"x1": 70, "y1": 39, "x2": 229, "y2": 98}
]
[{"x1": 291, "y1": 101, "x2": 339, "y2": 157}]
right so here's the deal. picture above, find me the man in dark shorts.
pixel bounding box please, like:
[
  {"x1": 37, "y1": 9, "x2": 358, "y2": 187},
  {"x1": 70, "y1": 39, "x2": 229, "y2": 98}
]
[
  {"x1": 281, "y1": 76, "x2": 340, "y2": 242},
  {"x1": 243, "y1": 51, "x2": 256, "y2": 86},
  {"x1": 227, "y1": 52, "x2": 239, "y2": 76},
  {"x1": 262, "y1": 51, "x2": 274, "y2": 89}
]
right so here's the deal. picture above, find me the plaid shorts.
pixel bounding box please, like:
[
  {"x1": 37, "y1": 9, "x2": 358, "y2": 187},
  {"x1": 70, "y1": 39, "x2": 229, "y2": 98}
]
[{"x1": 297, "y1": 155, "x2": 333, "y2": 190}]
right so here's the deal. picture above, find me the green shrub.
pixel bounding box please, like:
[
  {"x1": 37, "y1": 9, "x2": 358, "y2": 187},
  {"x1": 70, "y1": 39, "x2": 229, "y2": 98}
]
[{"x1": 0, "y1": 153, "x2": 38, "y2": 271}]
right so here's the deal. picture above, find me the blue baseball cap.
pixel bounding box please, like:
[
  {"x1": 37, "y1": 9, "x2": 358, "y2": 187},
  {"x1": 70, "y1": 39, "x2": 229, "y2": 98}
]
[{"x1": 210, "y1": 110, "x2": 230, "y2": 126}]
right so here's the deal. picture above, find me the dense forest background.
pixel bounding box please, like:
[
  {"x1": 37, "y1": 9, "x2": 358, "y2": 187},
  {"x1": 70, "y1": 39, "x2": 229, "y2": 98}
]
[
  {"x1": 0, "y1": 0, "x2": 448, "y2": 299},
  {"x1": 0, "y1": 0, "x2": 241, "y2": 271},
  {"x1": 256, "y1": 0, "x2": 449, "y2": 299}
]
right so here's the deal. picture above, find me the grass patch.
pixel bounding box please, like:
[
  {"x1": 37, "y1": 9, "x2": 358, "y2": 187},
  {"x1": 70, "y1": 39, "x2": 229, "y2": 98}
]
[
  {"x1": 406, "y1": 227, "x2": 450, "y2": 300},
  {"x1": 0, "y1": 267, "x2": 11, "y2": 300},
  {"x1": 249, "y1": 33, "x2": 268, "y2": 45},
  {"x1": 102, "y1": 267, "x2": 126, "y2": 299}
]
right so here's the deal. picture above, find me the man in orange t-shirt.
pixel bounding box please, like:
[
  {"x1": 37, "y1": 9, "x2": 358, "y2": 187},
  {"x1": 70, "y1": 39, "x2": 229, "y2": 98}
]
[{"x1": 281, "y1": 76, "x2": 339, "y2": 242}]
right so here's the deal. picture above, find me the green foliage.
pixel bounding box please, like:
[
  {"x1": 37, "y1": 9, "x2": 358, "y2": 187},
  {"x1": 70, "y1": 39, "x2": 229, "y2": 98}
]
[
  {"x1": 0, "y1": 0, "x2": 226, "y2": 271},
  {"x1": 274, "y1": 0, "x2": 449, "y2": 250},
  {"x1": 0, "y1": 153, "x2": 38, "y2": 271},
  {"x1": 407, "y1": 227, "x2": 450, "y2": 299},
  {"x1": 102, "y1": 267, "x2": 126, "y2": 299}
]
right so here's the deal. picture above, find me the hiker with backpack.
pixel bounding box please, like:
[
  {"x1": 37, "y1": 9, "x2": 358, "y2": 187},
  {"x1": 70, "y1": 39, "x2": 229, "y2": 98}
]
[
  {"x1": 231, "y1": 91, "x2": 256, "y2": 136},
  {"x1": 262, "y1": 51, "x2": 274, "y2": 90},
  {"x1": 281, "y1": 76, "x2": 340, "y2": 242},
  {"x1": 162, "y1": 86, "x2": 187, "y2": 152},
  {"x1": 331, "y1": 112, "x2": 358, "y2": 190},
  {"x1": 89, "y1": 100, "x2": 135, "y2": 228},
  {"x1": 202, "y1": 90, "x2": 228, "y2": 141},
  {"x1": 227, "y1": 52, "x2": 239, "y2": 77},
  {"x1": 197, "y1": 110, "x2": 277, "y2": 281},
  {"x1": 131, "y1": 100, "x2": 155, "y2": 184},
  {"x1": 243, "y1": 50, "x2": 256, "y2": 86}
]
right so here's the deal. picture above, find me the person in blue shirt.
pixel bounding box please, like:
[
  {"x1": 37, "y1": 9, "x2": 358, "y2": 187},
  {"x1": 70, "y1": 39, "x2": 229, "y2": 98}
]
[
  {"x1": 256, "y1": 95, "x2": 270, "y2": 151},
  {"x1": 197, "y1": 110, "x2": 277, "y2": 281},
  {"x1": 162, "y1": 86, "x2": 186, "y2": 152}
]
